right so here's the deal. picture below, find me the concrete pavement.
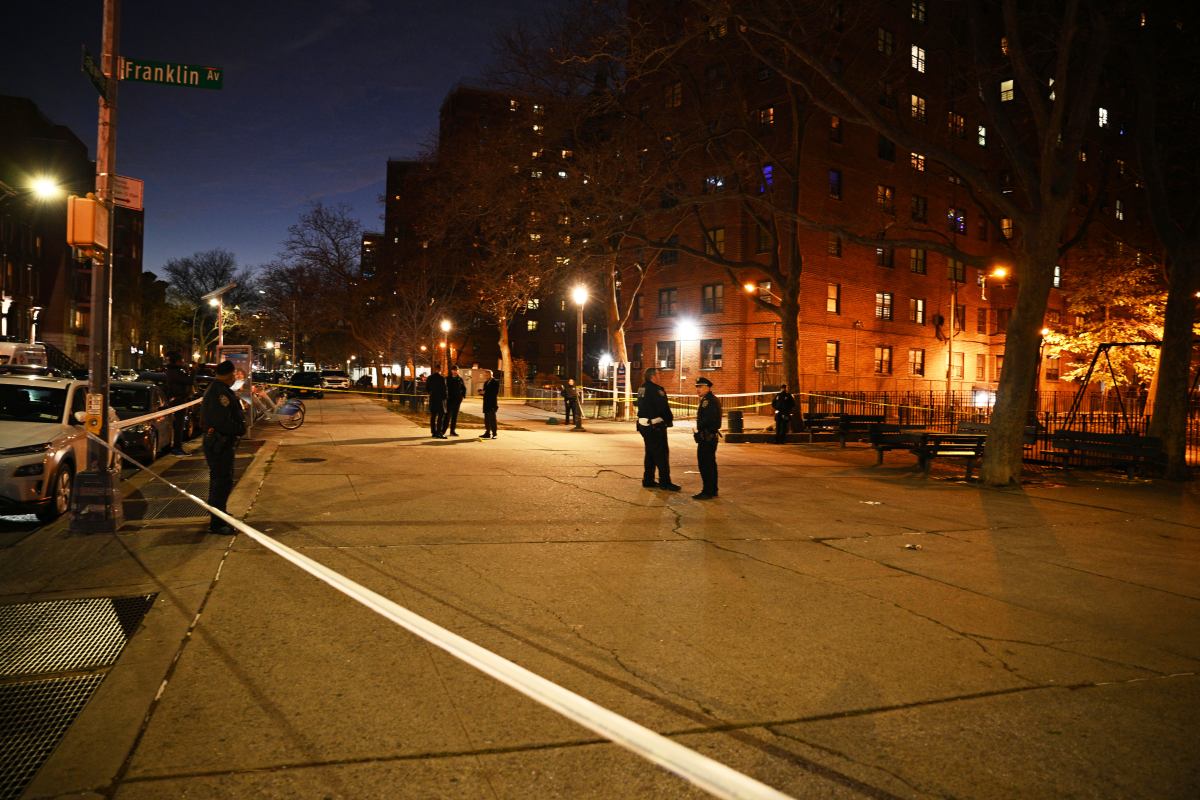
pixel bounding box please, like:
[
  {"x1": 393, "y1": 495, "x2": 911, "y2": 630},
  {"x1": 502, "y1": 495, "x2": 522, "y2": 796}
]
[{"x1": 4, "y1": 393, "x2": 1198, "y2": 799}]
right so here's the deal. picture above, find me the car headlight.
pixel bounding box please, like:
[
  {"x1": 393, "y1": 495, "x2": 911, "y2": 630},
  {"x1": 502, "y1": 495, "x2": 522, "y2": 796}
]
[{"x1": 0, "y1": 442, "x2": 52, "y2": 456}]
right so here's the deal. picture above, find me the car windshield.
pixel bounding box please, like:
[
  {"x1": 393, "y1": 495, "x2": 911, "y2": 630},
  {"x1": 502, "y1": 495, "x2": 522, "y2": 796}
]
[
  {"x1": 0, "y1": 384, "x2": 67, "y2": 424},
  {"x1": 321, "y1": 371, "x2": 348, "y2": 378},
  {"x1": 110, "y1": 386, "x2": 151, "y2": 414},
  {"x1": 293, "y1": 373, "x2": 320, "y2": 385}
]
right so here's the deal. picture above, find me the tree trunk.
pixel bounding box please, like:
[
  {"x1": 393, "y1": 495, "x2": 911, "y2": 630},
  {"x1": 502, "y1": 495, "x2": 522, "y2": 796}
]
[
  {"x1": 498, "y1": 315, "x2": 513, "y2": 397},
  {"x1": 778, "y1": 290, "x2": 800, "y2": 398},
  {"x1": 980, "y1": 243, "x2": 1057, "y2": 485},
  {"x1": 1147, "y1": 251, "x2": 1199, "y2": 479}
]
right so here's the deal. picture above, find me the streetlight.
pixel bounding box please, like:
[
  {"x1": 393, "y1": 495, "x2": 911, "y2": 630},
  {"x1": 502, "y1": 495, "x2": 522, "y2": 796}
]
[
  {"x1": 572, "y1": 285, "x2": 588, "y2": 384},
  {"x1": 440, "y1": 319, "x2": 452, "y2": 371},
  {"x1": 202, "y1": 282, "x2": 237, "y2": 356},
  {"x1": 674, "y1": 318, "x2": 700, "y2": 395},
  {"x1": 979, "y1": 266, "x2": 1008, "y2": 300},
  {"x1": 743, "y1": 281, "x2": 781, "y2": 302},
  {"x1": 30, "y1": 176, "x2": 64, "y2": 201}
]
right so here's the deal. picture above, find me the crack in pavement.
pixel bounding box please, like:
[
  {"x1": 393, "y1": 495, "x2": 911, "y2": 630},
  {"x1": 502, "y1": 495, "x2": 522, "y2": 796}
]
[{"x1": 764, "y1": 726, "x2": 940, "y2": 799}]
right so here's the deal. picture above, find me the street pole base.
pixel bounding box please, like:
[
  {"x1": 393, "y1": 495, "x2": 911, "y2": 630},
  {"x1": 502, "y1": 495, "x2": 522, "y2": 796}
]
[{"x1": 69, "y1": 468, "x2": 125, "y2": 533}]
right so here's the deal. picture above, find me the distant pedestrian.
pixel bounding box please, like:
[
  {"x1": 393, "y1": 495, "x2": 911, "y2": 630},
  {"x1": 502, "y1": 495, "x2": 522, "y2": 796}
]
[
  {"x1": 692, "y1": 377, "x2": 722, "y2": 500},
  {"x1": 201, "y1": 360, "x2": 246, "y2": 534},
  {"x1": 445, "y1": 365, "x2": 467, "y2": 436},
  {"x1": 481, "y1": 373, "x2": 500, "y2": 439},
  {"x1": 636, "y1": 367, "x2": 678, "y2": 491},
  {"x1": 164, "y1": 351, "x2": 194, "y2": 456},
  {"x1": 561, "y1": 379, "x2": 577, "y2": 425},
  {"x1": 772, "y1": 383, "x2": 796, "y2": 444},
  {"x1": 426, "y1": 367, "x2": 447, "y2": 438},
  {"x1": 562, "y1": 378, "x2": 584, "y2": 430}
]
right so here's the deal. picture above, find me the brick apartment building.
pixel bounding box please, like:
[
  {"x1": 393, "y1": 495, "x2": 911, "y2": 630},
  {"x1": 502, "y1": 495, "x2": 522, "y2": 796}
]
[{"x1": 617, "y1": 1, "x2": 1141, "y2": 403}]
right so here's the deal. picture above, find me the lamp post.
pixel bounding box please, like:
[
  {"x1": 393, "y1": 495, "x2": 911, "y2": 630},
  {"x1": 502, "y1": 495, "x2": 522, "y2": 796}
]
[
  {"x1": 201, "y1": 282, "x2": 237, "y2": 359},
  {"x1": 440, "y1": 319, "x2": 451, "y2": 372},
  {"x1": 572, "y1": 285, "x2": 588, "y2": 383}
]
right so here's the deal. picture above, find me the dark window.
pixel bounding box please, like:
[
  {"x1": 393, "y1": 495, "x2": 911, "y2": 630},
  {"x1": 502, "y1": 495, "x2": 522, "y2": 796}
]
[
  {"x1": 976, "y1": 354, "x2": 987, "y2": 381},
  {"x1": 829, "y1": 169, "x2": 843, "y2": 199},
  {"x1": 912, "y1": 194, "x2": 928, "y2": 222},
  {"x1": 878, "y1": 136, "x2": 895, "y2": 161},
  {"x1": 632, "y1": 295, "x2": 642, "y2": 321},
  {"x1": 656, "y1": 341, "x2": 675, "y2": 369},
  {"x1": 701, "y1": 339, "x2": 723, "y2": 367},
  {"x1": 630, "y1": 343, "x2": 643, "y2": 369},
  {"x1": 704, "y1": 227, "x2": 725, "y2": 256},
  {"x1": 660, "y1": 235, "x2": 678, "y2": 265},
  {"x1": 755, "y1": 224, "x2": 771, "y2": 253},
  {"x1": 910, "y1": 248, "x2": 927, "y2": 274},
  {"x1": 876, "y1": 247, "x2": 894, "y2": 268},
  {"x1": 657, "y1": 288, "x2": 678, "y2": 317},
  {"x1": 827, "y1": 234, "x2": 842, "y2": 257},
  {"x1": 701, "y1": 284, "x2": 724, "y2": 313},
  {"x1": 948, "y1": 258, "x2": 966, "y2": 283}
]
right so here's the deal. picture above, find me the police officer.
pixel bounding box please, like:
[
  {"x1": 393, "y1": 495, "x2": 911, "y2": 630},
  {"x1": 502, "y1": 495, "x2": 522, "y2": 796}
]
[
  {"x1": 481, "y1": 372, "x2": 500, "y2": 439},
  {"x1": 693, "y1": 376, "x2": 722, "y2": 499},
  {"x1": 771, "y1": 382, "x2": 797, "y2": 444},
  {"x1": 164, "y1": 352, "x2": 194, "y2": 455},
  {"x1": 201, "y1": 360, "x2": 246, "y2": 534},
  {"x1": 445, "y1": 365, "x2": 467, "y2": 436},
  {"x1": 561, "y1": 379, "x2": 577, "y2": 426},
  {"x1": 636, "y1": 367, "x2": 678, "y2": 490},
  {"x1": 426, "y1": 366, "x2": 447, "y2": 438}
]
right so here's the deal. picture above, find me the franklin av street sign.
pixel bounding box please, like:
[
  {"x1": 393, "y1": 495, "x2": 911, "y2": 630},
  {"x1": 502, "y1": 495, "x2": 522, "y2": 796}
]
[{"x1": 120, "y1": 57, "x2": 223, "y2": 90}]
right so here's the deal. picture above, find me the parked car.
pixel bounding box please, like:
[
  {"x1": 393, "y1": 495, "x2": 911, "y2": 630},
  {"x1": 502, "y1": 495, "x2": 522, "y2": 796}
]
[
  {"x1": 320, "y1": 370, "x2": 351, "y2": 391},
  {"x1": 110, "y1": 382, "x2": 174, "y2": 464},
  {"x1": 0, "y1": 340, "x2": 49, "y2": 367},
  {"x1": 0, "y1": 376, "x2": 115, "y2": 522},
  {"x1": 286, "y1": 371, "x2": 324, "y2": 398}
]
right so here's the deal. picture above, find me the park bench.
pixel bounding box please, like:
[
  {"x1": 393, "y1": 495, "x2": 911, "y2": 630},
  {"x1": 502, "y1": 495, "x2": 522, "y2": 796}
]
[
  {"x1": 838, "y1": 414, "x2": 886, "y2": 446},
  {"x1": 803, "y1": 412, "x2": 845, "y2": 442},
  {"x1": 1045, "y1": 430, "x2": 1165, "y2": 478},
  {"x1": 909, "y1": 432, "x2": 988, "y2": 478},
  {"x1": 868, "y1": 423, "x2": 926, "y2": 464},
  {"x1": 955, "y1": 420, "x2": 1038, "y2": 446}
]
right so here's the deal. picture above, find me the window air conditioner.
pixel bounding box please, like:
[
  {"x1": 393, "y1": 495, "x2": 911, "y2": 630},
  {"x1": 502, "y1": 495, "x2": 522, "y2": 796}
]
[
  {"x1": 707, "y1": 359, "x2": 722, "y2": 369},
  {"x1": 659, "y1": 360, "x2": 671, "y2": 368}
]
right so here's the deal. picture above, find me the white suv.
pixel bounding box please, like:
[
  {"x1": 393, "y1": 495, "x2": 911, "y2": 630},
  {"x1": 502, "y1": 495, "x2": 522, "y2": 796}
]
[
  {"x1": 0, "y1": 376, "x2": 101, "y2": 522},
  {"x1": 320, "y1": 370, "x2": 351, "y2": 391}
]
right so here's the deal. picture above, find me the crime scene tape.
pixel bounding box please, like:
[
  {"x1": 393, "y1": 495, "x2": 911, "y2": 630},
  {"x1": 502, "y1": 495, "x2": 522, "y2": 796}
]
[
  {"x1": 111, "y1": 397, "x2": 202, "y2": 431},
  {"x1": 91, "y1": 433, "x2": 795, "y2": 800}
]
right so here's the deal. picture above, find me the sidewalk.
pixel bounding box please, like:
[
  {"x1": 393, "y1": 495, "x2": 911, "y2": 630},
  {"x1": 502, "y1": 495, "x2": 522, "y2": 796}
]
[{"x1": 3, "y1": 393, "x2": 1198, "y2": 799}]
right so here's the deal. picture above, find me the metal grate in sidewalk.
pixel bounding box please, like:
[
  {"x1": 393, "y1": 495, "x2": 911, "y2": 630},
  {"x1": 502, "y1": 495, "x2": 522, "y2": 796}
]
[
  {"x1": 0, "y1": 674, "x2": 104, "y2": 800},
  {"x1": 0, "y1": 595, "x2": 156, "y2": 677}
]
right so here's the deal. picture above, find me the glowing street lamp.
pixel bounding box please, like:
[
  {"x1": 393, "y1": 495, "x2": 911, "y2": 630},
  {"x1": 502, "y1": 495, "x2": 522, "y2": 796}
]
[
  {"x1": 30, "y1": 176, "x2": 64, "y2": 201},
  {"x1": 572, "y1": 285, "x2": 588, "y2": 383},
  {"x1": 440, "y1": 319, "x2": 452, "y2": 371},
  {"x1": 979, "y1": 265, "x2": 1008, "y2": 300},
  {"x1": 674, "y1": 318, "x2": 701, "y2": 394},
  {"x1": 743, "y1": 281, "x2": 781, "y2": 302}
]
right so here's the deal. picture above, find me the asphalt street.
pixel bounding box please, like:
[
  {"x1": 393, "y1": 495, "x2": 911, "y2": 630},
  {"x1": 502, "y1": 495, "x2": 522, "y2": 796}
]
[{"x1": 4, "y1": 393, "x2": 1198, "y2": 799}]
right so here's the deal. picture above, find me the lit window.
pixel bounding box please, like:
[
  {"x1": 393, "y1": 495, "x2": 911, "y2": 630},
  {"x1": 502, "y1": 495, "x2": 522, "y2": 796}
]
[
  {"x1": 707, "y1": 17, "x2": 728, "y2": 39},
  {"x1": 761, "y1": 164, "x2": 774, "y2": 189},
  {"x1": 556, "y1": 170, "x2": 567, "y2": 179},
  {"x1": 527, "y1": 320, "x2": 538, "y2": 331},
  {"x1": 532, "y1": 104, "x2": 544, "y2": 115},
  {"x1": 532, "y1": 124, "x2": 544, "y2": 134},
  {"x1": 877, "y1": 28, "x2": 894, "y2": 55},
  {"x1": 977, "y1": 125, "x2": 987, "y2": 147},
  {"x1": 948, "y1": 258, "x2": 966, "y2": 282},
  {"x1": 759, "y1": 106, "x2": 775, "y2": 127},
  {"x1": 1000, "y1": 79, "x2": 1014, "y2": 102},
  {"x1": 705, "y1": 175, "x2": 726, "y2": 192},
  {"x1": 911, "y1": 0, "x2": 925, "y2": 23},
  {"x1": 911, "y1": 94, "x2": 927, "y2": 122},
  {"x1": 827, "y1": 283, "x2": 840, "y2": 314},
  {"x1": 1098, "y1": 107, "x2": 1109, "y2": 128},
  {"x1": 910, "y1": 298, "x2": 926, "y2": 324},
  {"x1": 829, "y1": 169, "x2": 842, "y2": 199},
  {"x1": 1115, "y1": 199, "x2": 1124, "y2": 221},
  {"x1": 529, "y1": 232, "x2": 541, "y2": 242},
  {"x1": 527, "y1": 298, "x2": 540, "y2": 310},
  {"x1": 874, "y1": 345, "x2": 893, "y2": 374},
  {"x1": 876, "y1": 184, "x2": 895, "y2": 213},
  {"x1": 1000, "y1": 36, "x2": 1008, "y2": 55},
  {"x1": 530, "y1": 169, "x2": 543, "y2": 178},
  {"x1": 1001, "y1": 217, "x2": 1014, "y2": 238},
  {"x1": 950, "y1": 352, "x2": 964, "y2": 379},
  {"x1": 509, "y1": 98, "x2": 520, "y2": 111},
  {"x1": 561, "y1": 149, "x2": 573, "y2": 159},
  {"x1": 911, "y1": 45, "x2": 925, "y2": 72},
  {"x1": 826, "y1": 341, "x2": 840, "y2": 372},
  {"x1": 947, "y1": 207, "x2": 966, "y2": 234},
  {"x1": 664, "y1": 82, "x2": 682, "y2": 109},
  {"x1": 947, "y1": 112, "x2": 965, "y2": 138},
  {"x1": 908, "y1": 348, "x2": 925, "y2": 376},
  {"x1": 875, "y1": 292, "x2": 894, "y2": 321},
  {"x1": 876, "y1": 247, "x2": 895, "y2": 268},
  {"x1": 830, "y1": 115, "x2": 842, "y2": 142},
  {"x1": 1048, "y1": 78, "x2": 1056, "y2": 102},
  {"x1": 911, "y1": 152, "x2": 926, "y2": 172},
  {"x1": 1116, "y1": 159, "x2": 1125, "y2": 175},
  {"x1": 1053, "y1": 265, "x2": 1062, "y2": 288},
  {"x1": 704, "y1": 227, "x2": 725, "y2": 255},
  {"x1": 910, "y1": 248, "x2": 927, "y2": 274}
]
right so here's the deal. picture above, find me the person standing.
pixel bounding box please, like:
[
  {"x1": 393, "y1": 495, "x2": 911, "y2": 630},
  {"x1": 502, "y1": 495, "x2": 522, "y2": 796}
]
[
  {"x1": 164, "y1": 352, "x2": 194, "y2": 456},
  {"x1": 693, "y1": 376, "x2": 723, "y2": 500},
  {"x1": 771, "y1": 383, "x2": 797, "y2": 444},
  {"x1": 635, "y1": 367, "x2": 678, "y2": 491},
  {"x1": 481, "y1": 372, "x2": 500, "y2": 439},
  {"x1": 426, "y1": 367, "x2": 447, "y2": 438},
  {"x1": 201, "y1": 360, "x2": 246, "y2": 534},
  {"x1": 445, "y1": 365, "x2": 467, "y2": 436},
  {"x1": 561, "y1": 379, "x2": 577, "y2": 426}
]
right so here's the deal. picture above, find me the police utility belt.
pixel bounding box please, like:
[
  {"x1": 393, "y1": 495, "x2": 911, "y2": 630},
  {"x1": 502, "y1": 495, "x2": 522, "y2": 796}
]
[
  {"x1": 694, "y1": 429, "x2": 721, "y2": 443},
  {"x1": 637, "y1": 417, "x2": 666, "y2": 429}
]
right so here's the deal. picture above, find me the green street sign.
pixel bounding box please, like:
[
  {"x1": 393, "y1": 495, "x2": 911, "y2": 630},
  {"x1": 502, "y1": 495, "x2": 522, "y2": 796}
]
[
  {"x1": 120, "y1": 57, "x2": 223, "y2": 90},
  {"x1": 81, "y1": 46, "x2": 108, "y2": 100}
]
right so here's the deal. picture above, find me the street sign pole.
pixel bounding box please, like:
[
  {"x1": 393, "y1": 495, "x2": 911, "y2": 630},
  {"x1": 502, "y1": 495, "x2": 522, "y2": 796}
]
[{"x1": 72, "y1": 0, "x2": 123, "y2": 532}]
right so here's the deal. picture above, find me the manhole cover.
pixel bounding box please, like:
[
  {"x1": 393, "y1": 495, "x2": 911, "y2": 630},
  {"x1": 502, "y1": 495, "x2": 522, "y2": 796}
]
[{"x1": 290, "y1": 457, "x2": 326, "y2": 463}]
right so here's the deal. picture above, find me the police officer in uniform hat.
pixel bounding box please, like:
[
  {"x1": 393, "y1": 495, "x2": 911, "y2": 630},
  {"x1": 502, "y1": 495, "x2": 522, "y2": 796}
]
[
  {"x1": 635, "y1": 367, "x2": 679, "y2": 490},
  {"x1": 771, "y1": 382, "x2": 797, "y2": 444},
  {"x1": 693, "y1": 376, "x2": 722, "y2": 499},
  {"x1": 201, "y1": 360, "x2": 246, "y2": 534}
]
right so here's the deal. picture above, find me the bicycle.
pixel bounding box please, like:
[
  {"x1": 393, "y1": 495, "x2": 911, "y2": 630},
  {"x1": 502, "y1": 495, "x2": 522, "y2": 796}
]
[{"x1": 246, "y1": 385, "x2": 305, "y2": 429}]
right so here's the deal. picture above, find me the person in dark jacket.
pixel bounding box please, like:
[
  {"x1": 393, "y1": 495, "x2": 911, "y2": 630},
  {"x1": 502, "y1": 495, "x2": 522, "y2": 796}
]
[
  {"x1": 164, "y1": 352, "x2": 194, "y2": 455},
  {"x1": 201, "y1": 361, "x2": 246, "y2": 534},
  {"x1": 426, "y1": 367, "x2": 447, "y2": 438},
  {"x1": 481, "y1": 373, "x2": 500, "y2": 439},
  {"x1": 635, "y1": 367, "x2": 678, "y2": 490},
  {"x1": 445, "y1": 365, "x2": 467, "y2": 436},
  {"x1": 562, "y1": 378, "x2": 584, "y2": 430},
  {"x1": 692, "y1": 377, "x2": 723, "y2": 499},
  {"x1": 771, "y1": 383, "x2": 797, "y2": 444}
]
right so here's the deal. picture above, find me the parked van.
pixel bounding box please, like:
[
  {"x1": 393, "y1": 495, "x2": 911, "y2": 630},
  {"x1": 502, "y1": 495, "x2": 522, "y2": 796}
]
[{"x1": 0, "y1": 342, "x2": 48, "y2": 368}]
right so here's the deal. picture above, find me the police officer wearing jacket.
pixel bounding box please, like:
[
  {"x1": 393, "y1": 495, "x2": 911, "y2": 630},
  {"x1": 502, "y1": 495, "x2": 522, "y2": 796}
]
[
  {"x1": 481, "y1": 373, "x2": 500, "y2": 439},
  {"x1": 636, "y1": 367, "x2": 679, "y2": 490},
  {"x1": 771, "y1": 383, "x2": 797, "y2": 444},
  {"x1": 426, "y1": 366, "x2": 447, "y2": 438},
  {"x1": 693, "y1": 377, "x2": 722, "y2": 499},
  {"x1": 445, "y1": 365, "x2": 467, "y2": 436},
  {"x1": 164, "y1": 352, "x2": 194, "y2": 456},
  {"x1": 201, "y1": 361, "x2": 246, "y2": 534}
]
